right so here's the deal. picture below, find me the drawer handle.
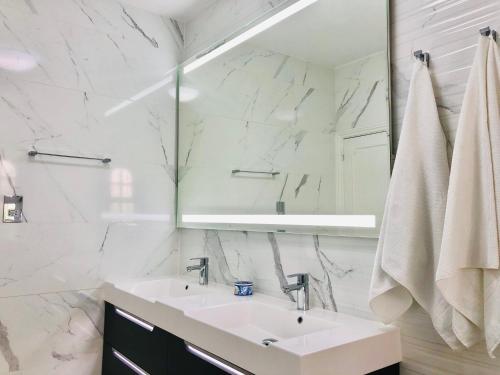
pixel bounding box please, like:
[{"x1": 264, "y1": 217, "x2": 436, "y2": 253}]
[
  {"x1": 112, "y1": 348, "x2": 150, "y2": 375},
  {"x1": 185, "y1": 342, "x2": 249, "y2": 375},
  {"x1": 115, "y1": 307, "x2": 154, "y2": 332}
]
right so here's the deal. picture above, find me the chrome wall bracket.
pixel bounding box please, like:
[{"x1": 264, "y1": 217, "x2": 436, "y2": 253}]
[
  {"x1": 480, "y1": 26, "x2": 497, "y2": 41},
  {"x1": 414, "y1": 50, "x2": 430, "y2": 67}
]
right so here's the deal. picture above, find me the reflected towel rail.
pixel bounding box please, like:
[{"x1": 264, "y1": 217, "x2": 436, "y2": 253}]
[
  {"x1": 28, "y1": 150, "x2": 111, "y2": 164},
  {"x1": 231, "y1": 169, "x2": 280, "y2": 176}
]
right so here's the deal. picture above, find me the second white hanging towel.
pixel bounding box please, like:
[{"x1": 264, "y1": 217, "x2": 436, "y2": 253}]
[
  {"x1": 437, "y1": 35, "x2": 500, "y2": 357},
  {"x1": 370, "y1": 61, "x2": 462, "y2": 349}
]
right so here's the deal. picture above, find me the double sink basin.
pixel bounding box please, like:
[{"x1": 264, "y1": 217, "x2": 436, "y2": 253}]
[{"x1": 103, "y1": 277, "x2": 401, "y2": 375}]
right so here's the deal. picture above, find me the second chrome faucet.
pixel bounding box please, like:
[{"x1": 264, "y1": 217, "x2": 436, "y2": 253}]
[
  {"x1": 283, "y1": 273, "x2": 310, "y2": 311},
  {"x1": 186, "y1": 257, "x2": 209, "y2": 285}
]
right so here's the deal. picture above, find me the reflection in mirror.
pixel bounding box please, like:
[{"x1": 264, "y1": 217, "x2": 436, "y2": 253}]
[{"x1": 177, "y1": 0, "x2": 390, "y2": 237}]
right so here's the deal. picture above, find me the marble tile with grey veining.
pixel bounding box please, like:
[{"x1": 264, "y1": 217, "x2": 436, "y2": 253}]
[
  {"x1": 180, "y1": 229, "x2": 372, "y2": 312},
  {"x1": 267, "y1": 232, "x2": 296, "y2": 302},
  {"x1": 334, "y1": 52, "x2": 389, "y2": 133},
  {"x1": 202, "y1": 230, "x2": 237, "y2": 285},
  {"x1": 0, "y1": 222, "x2": 178, "y2": 298},
  {"x1": 0, "y1": 318, "x2": 19, "y2": 372},
  {"x1": 0, "y1": 1, "x2": 180, "y2": 99},
  {"x1": 0, "y1": 290, "x2": 103, "y2": 374}
]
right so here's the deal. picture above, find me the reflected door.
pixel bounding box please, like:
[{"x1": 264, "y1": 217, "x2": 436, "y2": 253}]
[{"x1": 341, "y1": 131, "x2": 390, "y2": 234}]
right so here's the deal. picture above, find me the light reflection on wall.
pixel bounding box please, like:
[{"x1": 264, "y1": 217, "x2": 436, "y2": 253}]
[
  {"x1": 168, "y1": 86, "x2": 199, "y2": 102},
  {"x1": 0, "y1": 159, "x2": 16, "y2": 193},
  {"x1": 104, "y1": 73, "x2": 174, "y2": 117},
  {"x1": 0, "y1": 49, "x2": 37, "y2": 72},
  {"x1": 110, "y1": 168, "x2": 134, "y2": 214}
]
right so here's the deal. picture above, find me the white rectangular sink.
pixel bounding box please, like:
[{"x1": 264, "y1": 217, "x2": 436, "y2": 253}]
[
  {"x1": 187, "y1": 301, "x2": 337, "y2": 344},
  {"x1": 112, "y1": 277, "x2": 213, "y2": 302}
]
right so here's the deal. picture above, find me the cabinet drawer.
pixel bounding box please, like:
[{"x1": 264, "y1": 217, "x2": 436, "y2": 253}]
[
  {"x1": 168, "y1": 336, "x2": 252, "y2": 375},
  {"x1": 103, "y1": 343, "x2": 150, "y2": 375},
  {"x1": 104, "y1": 303, "x2": 168, "y2": 374}
]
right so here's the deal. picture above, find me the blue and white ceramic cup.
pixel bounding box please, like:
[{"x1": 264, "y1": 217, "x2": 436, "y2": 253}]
[{"x1": 234, "y1": 281, "x2": 253, "y2": 296}]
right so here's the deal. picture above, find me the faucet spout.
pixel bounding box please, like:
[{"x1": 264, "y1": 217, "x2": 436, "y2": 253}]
[
  {"x1": 283, "y1": 283, "x2": 301, "y2": 293},
  {"x1": 186, "y1": 257, "x2": 209, "y2": 285}
]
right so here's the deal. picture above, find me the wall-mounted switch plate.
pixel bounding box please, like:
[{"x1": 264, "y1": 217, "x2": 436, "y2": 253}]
[{"x1": 3, "y1": 195, "x2": 23, "y2": 223}]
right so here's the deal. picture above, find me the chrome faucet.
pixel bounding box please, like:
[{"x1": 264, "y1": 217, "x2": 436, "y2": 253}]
[
  {"x1": 283, "y1": 273, "x2": 310, "y2": 311},
  {"x1": 186, "y1": 257, "x2": 209, "y2": 285}
]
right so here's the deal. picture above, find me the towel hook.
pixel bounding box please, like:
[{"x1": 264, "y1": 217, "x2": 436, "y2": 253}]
[
  {"x1": 414, "y1": 50, "x2": 430, "y2": 67},
  {"x1": 480, "y1": 26, "x2": 497, "y2": 41}
]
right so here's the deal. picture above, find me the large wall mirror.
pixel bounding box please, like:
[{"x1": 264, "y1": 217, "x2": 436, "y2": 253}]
[{"x1": 177, "y1": 0, "x2": 391, "y2": 237}]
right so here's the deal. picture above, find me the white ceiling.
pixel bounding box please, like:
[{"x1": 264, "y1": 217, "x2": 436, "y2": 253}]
[
  {"x1": 120, "y1": 0, "x2": 212, "y2": 20},
  {"x1": 250, "y1": 0, "x2": 388, "y2": 68}
]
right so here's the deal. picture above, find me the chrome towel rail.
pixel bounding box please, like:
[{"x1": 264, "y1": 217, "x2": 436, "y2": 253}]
[{"x1": 28, "y1": 150, "x2": 111, "y2": 164}]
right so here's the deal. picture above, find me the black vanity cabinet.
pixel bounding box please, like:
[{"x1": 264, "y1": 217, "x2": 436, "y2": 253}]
[
  {"x1": 102, "y1": 302, "x2": 168, "y2": 374},
  {"x1": 102, "y1": 302, "x2": 399, "y2": 375},
  {"x1": 102, "y1": 302, "x2": 246, "y2": 375}
]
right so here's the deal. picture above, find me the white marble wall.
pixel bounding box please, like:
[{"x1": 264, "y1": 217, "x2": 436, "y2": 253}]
[
  {"x1": 181, "y1": 229, "x2": 377, "y2": 316},
  {"x1": 179, "y1": 0, "x2": 500, "y2": 374},
  {"x1": 0, "y1": 1, "x2": 179, "y2": 373}
]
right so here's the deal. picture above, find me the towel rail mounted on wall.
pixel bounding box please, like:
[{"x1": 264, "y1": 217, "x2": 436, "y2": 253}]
[{"x1": 28, "y1": 150, "x2": 111, "y2": 164}]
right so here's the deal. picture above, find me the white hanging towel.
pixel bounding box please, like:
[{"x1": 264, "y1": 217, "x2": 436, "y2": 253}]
[
  {"x1": 369, "y1": 61, "x2": 462, "y2": 349},
  {"x1": 437, "y1": 35, "x2": 500, "y2": 357}
]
